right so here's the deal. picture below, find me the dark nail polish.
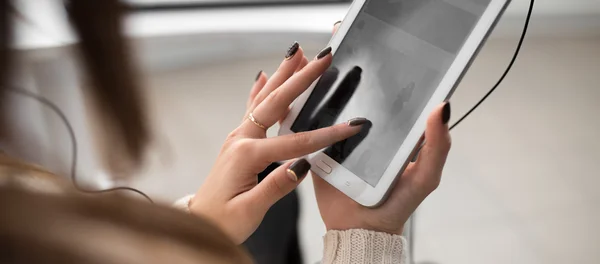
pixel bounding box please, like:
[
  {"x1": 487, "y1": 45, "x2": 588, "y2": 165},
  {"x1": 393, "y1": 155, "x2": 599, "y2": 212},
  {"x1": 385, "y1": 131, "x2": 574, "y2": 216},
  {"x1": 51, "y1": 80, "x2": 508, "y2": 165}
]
[
  {"x1": 255, "y1": 70, "x2": 262, "y2": 81},
  {"x1": 285, "y1": 41, "x2": 300, "y2": 60},
  {"x1": 347, "y1": 117, "x2": 368, "y2": 127},
  {"x1": 334, "y1": 20, "x2": 342, "y2": 26},
  {"x1": 442, "y1": 102, "x2": 451, "y2": 125},
  {"x1": 287, "y1": 159, "x2": 311, "y2": 182},
  {"x1": 316, "y1": 47, "x2": 332, "y2": 60}
]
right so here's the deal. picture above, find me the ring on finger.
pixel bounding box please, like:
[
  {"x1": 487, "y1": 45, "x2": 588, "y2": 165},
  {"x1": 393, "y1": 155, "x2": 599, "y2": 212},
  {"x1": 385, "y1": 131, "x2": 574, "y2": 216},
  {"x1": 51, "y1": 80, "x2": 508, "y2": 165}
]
[{"x1": 247, "y1": 112, "x2": 267, "y2": 130}]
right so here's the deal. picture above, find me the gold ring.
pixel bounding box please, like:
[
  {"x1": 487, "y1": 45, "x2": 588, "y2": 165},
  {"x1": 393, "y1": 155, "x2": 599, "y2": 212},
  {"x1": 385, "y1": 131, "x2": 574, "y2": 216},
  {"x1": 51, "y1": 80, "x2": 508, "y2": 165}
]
[{"x1": 248, "y1": 112, "x2": 267, "y2": 129}]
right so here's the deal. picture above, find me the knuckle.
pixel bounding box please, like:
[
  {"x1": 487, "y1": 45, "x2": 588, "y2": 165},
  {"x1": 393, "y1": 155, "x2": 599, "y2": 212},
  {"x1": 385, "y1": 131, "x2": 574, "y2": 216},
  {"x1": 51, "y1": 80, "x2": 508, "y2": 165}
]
[
  {"x1": 225, "y1": 127, "x2": 248, "y2": 143},
  {"x1": 265, "y1": 179, "x2": 286, "y2": 200},
  {"x1": 265, "y1": 88, "x2": 282, "y2": 105},
  {"x1": 229, "y1": 138, "x2": 255, "y2": 155},
  {"x1": 252, "y1": 93, "x2": 265, "y2": 106},
  {"x1": 328, "y1": 125, "x2": 345, "y2": 141},
  {"x1": 429, "y1": 176, "x2": 442, "y2": 191},
  {"x1": 413, "y1": 174, "x2": 441, "y2": 194},
  {"x1": 249, "y1": 101, "x2": 260, "y2": 112},
  {"x1": 442, "y1": 133, "x2": 452, "y2": 152},
  {"x1": 226, "y1": 129, "x2": 242, "y2": 140},
  {"x1": 223, "y1": 136, "x2": 238, "y2": 151},
  {"x1": 251, "y1": 97, "x2": 259, "y2": 107}
]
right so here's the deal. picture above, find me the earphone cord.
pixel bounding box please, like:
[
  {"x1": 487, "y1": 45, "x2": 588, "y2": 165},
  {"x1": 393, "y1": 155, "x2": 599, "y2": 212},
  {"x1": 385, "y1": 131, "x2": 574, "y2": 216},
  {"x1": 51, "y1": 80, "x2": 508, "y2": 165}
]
[
  {"x1": 450, "y1": 0, "x2": 534, "y2": 131},
  {"x1": 7, "y1": 87, "x2": 154, "y2": 203}
]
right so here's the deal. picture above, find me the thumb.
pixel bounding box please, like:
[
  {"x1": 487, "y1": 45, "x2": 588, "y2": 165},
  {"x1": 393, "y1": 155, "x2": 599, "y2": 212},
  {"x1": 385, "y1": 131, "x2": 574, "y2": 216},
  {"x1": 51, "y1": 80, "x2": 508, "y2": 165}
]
[
  {"x1": 333, "y1": 20, "x2": 342, "y2": 35},
  {"x1": 245, "y1": 159, "x2": 311, "y2": 213},
  {"x1": 412, "y1": 102, "x2": 452, "y2": 190}
]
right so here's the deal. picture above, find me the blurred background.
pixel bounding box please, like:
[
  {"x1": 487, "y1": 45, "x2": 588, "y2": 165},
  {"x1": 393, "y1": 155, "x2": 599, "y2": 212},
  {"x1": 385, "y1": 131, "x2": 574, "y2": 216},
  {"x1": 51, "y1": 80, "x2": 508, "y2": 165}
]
[{"x1": 6, "y1": 0, "x2": 600, "y2": 263}]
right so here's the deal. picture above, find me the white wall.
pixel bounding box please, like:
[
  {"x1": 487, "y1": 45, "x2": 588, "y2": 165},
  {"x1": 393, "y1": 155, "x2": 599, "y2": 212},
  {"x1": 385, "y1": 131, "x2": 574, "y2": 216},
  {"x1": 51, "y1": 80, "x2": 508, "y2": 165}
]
[
  {"x1": 11, "y1": 0, "x2": 600, "y2": 49},
  {"x1": 505, "y1": 0, "x2": 599, "y2": 16},
  {"x1": 3, "y1": 49, "x2": 111, "y2": 187}
]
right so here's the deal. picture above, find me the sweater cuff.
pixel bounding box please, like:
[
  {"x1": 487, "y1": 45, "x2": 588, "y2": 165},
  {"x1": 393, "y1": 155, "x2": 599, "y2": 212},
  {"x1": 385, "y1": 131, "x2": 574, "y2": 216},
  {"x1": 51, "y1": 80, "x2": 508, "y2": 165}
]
[
  {"x1": 323, "y1": 229, "x2": 408, "y2": 264},
  {"x1": 173, "y1": 194, "x2": 194, "y2": 213}
]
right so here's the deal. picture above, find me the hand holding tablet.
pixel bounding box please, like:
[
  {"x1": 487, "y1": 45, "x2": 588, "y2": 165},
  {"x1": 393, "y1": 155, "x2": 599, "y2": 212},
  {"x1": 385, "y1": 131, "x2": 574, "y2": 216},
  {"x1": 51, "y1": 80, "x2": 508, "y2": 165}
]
[{"x1": 314, "y1": 102, "x2": 451, "y2": 234}]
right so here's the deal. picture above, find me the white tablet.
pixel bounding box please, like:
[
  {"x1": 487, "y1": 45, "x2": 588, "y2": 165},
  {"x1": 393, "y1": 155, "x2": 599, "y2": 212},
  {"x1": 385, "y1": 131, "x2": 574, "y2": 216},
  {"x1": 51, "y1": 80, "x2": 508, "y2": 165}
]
[{"x1": 280, "y1": 0, "x2": 511, "y2": 207}]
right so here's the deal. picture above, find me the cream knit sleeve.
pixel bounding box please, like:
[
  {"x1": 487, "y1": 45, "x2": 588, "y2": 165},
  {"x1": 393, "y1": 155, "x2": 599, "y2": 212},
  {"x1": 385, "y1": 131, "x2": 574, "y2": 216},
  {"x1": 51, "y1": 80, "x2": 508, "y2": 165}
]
[
  {"x1": 173, "y1": 194, "x2": 194, "y2": 213},
  {"x1": 322, "y1": 229, "x2": 408, "y2": 264}
]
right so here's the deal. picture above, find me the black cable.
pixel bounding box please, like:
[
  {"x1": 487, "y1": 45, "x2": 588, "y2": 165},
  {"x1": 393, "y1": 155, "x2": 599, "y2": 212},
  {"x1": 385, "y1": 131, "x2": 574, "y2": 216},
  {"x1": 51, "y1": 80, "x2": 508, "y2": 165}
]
[
  {"x1": 413, "y1": 0, "x2": 533, "y2": 160},
  {"x1": 7, "y1": 87, "x2": 154, "y2": 203},
  {"x1": 450, "y1": 0, "x2": 534, "y2": 131},
  {"x1": 411, "y1": 2, "x2": 534, "y2": 264}
]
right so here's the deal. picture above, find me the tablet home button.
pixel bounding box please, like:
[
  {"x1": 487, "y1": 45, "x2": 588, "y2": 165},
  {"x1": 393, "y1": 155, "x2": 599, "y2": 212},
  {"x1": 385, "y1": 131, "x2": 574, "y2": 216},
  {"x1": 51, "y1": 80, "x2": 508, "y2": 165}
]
[{"x1": 315, "y1": 160, "x2": 332, "y2": 174}]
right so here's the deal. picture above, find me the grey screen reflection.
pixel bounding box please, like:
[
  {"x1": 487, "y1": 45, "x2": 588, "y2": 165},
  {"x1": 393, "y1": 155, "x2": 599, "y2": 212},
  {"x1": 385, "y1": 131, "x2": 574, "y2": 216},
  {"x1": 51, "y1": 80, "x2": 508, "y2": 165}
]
[{"x1": 291, "y1": 0, "x2": 491, "y2": 186}]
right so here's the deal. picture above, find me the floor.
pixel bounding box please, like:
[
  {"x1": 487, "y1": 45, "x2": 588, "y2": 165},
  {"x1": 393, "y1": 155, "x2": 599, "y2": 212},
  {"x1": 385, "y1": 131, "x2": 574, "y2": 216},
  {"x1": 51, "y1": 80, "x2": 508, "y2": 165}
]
[{"x1": 129, "y1": 36, "x2": 600, "y2": 264}]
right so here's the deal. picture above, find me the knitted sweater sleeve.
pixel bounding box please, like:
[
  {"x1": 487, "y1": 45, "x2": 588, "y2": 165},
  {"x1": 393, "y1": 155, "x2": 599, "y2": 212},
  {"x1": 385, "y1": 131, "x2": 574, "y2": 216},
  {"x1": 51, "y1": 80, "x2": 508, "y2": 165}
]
[{"x1": 322, "y1": 229, "x2": 408, "y2": 264}]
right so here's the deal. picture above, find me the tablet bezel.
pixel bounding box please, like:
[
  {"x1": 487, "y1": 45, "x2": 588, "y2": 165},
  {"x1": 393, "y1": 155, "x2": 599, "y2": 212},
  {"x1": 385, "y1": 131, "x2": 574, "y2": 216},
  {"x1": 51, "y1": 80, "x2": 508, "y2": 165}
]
[{"x1": 279, "y1": 0, "x2": 511, "y2": 207}]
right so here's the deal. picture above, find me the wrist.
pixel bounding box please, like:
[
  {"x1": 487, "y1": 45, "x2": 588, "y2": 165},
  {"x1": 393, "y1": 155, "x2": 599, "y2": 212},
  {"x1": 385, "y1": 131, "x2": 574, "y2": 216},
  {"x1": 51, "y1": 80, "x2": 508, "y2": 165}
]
[
  {"x1": 188, "y1": 195, "x2": 214, "y2": 220},
  {"x1": 182, "y1": 195, "x2": 219, "y2": 226},
  {"x1": 174, "y1": 194, "x2": 244, "y2": 245},
  {"x1": 326, "y1": 223, "x2": 404, "y2": 236},
  {"x1": 188, "y1": 196, "x2": 246, "y2": 245}
]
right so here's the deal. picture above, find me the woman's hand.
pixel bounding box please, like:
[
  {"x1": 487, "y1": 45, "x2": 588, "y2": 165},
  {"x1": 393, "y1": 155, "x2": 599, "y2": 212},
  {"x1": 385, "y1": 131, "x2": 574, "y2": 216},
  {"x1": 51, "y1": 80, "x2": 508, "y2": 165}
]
[
  {"x1": 314, "y1": 103, "x2": 452, "y2": 235},
  {"x1": 190, "y1": 42, "x2": 365, "y2": 244}
]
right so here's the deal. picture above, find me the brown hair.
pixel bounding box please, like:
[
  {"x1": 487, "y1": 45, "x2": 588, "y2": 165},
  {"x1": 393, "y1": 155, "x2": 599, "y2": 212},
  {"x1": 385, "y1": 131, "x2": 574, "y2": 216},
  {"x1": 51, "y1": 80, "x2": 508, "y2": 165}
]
[
  {"x1": 0, "y1": 1, "x2": 251, "y2": 263},
  {"x1": 0, "y1": 0, "x2": 149, "y2": 168},
  {"x1": 0, "y1": 186, "x2": 253, "y2": 264},
  {"x1": 0, "y1": 157, "x2": 253, "y2": 263}
]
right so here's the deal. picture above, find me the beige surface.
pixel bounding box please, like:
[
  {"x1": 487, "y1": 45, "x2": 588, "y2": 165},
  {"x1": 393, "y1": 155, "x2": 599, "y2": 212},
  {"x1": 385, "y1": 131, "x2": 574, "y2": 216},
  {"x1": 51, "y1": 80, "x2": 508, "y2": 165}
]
[{"x1": 129, "y1": 36, "x2": 600, "y2": 264}]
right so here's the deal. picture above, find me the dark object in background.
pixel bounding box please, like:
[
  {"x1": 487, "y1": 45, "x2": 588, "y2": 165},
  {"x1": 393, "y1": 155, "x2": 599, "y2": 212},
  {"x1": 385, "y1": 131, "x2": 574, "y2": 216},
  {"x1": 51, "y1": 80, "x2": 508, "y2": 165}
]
[
  {"x1": 243, "y1": 162, "x2": 302, "y2": 264},
  {"x1": 305, "y1": 66, "x2": 362, "y2": 132},
  {"x1": 292, "y1": 67, "x2": 339, "y2": 129},
  {"x1": 67, "y1": 0, "x2": 150, "y2": 169},
  {"x1": 302, "y1": 66, "x2": 372, "y2": 163}
]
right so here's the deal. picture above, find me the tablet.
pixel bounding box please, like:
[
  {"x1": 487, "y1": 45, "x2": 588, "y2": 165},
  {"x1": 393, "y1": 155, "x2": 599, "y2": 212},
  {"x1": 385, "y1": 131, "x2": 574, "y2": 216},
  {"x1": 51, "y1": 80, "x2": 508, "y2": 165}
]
[{"x1": 279, "y1": 0, "x2": 511, "y2": 207}]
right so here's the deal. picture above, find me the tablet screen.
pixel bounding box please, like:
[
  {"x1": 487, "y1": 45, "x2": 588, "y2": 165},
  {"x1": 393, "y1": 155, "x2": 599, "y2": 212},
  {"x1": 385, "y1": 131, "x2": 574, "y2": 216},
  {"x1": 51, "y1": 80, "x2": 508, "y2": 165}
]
[{"x1": 291, "y1": 0, "x2": 492, "y2": 186}]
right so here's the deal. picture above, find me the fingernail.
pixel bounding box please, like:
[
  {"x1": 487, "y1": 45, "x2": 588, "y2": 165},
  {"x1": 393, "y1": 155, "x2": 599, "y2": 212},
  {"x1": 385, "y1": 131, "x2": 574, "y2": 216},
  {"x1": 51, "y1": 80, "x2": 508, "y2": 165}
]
[
  {"x1": 442, "y1": 102, "x2": 451, "y2": 125},
  {"x1": 287, "y1": 159, "x2": 311, "y2": 182},
  {"x1": 285, "y1": 41, "x2": 300, "y2": 60},
  {"x1": 255, "y1": 70, "x2": 262, "y2": 81},
  {"x1": 347, "y1": 117, "x2": 368, "y2": 127},
  {"x1": 316, "y1": 47, "x2": 332, "y2": 60},
  {"x1": 334, "y1": 20, "x2": 342, "y2": 26}
]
